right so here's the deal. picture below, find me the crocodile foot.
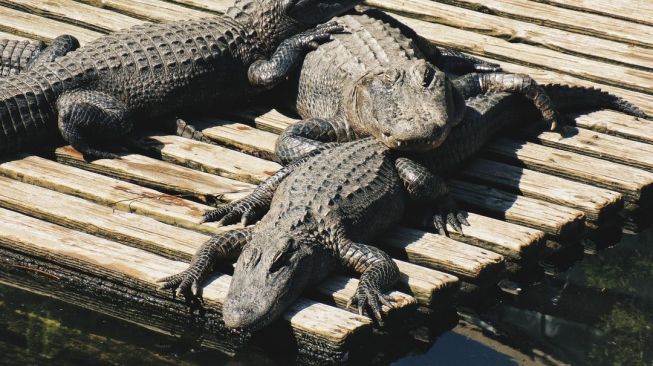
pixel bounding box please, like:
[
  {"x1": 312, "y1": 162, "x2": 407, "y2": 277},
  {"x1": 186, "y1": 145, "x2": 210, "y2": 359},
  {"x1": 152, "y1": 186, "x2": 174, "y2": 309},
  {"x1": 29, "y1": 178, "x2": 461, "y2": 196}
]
[
  {"x1": 347, "y1": 284, "x2": 394, "y2": 326},
  {"x1": 433, "y1": 195, "x2": 469, "y2": 236},
  {"x1": 202, "y1": 195, "x2": 268, "y2": 226}
]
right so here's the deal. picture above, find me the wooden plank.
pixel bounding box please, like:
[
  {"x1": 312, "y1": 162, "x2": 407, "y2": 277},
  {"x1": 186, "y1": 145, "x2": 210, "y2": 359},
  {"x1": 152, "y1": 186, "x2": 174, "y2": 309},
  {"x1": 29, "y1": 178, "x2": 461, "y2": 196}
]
[
  {"x1": 367, "y1": 0, "x2": 653, "y2": 71},
  {"x1": 0, "y1": 30, "x2": 27, "y2": 40},
  {"x1": 130, "y1": 134, "x2": 280, "y2": 184},
  {"x1": 196, "y1": 119, "x2": 278, "y2": 161},
  {"x1": 395, "y1": 14, "x2": 653, "y2": 95},
  {"x1": 527, "y1": 127, "x2": 653, "y2": 172},
  {"x1": 573, "y1": 111, "x2": 653, "y2": 145},
  {"x1": 0, "y1": 207, "x2": 372, "y2": 356},
  {"x1": 0, "y1": 173, "x2": 446, "y2": 306},
  {"x1": 55, "y1": 146, "x2": 253, "y2": 204},
  {"x1": 434, "y1": 0, "x2": 653, "y2": 48},
  {"x1": 531, "y1": 0, "x2": 653, "y2": 27},
  {"x1": 0, "y1": 5, "x2": 102, "y2": 44},
  {"x1": 487, "y1": 139, "x2": 653, "y2": 205},
  {"x1": 449, "y1": 180, "x2": 586, "y2": 238},
  {"x1": 76, "y1": 0, "x2": 209, "y2": 22},
  {"x1": 460, "y1": 159, "x2": 623, "y2": 223},
  {"x1": 0, "y1": 155, "x2": 232, "y2": 235},
  {"x1": 0, "y1": 0, "x2": 142, "y2": 33},
  {"x1": 384, "y1": 228, "x2": 504, "y2": 283}
]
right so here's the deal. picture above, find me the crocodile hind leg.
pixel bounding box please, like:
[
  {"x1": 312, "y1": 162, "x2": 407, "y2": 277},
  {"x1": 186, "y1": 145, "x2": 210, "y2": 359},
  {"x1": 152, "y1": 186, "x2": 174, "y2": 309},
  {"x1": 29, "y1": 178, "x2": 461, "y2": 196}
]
[
  {"x1": 395, "y1": 157, "x2": 469, "y2": 236},
  {"x1": 0, "y1": 35, "x2": 79, "y2": 77},
  {"x1": 158, "y1": 228, "x2": 252, "y2": 299},
  {"x1": 338, "y1": 237, "x2": 400, "y2": 325},
  {"x1": 275, "y1": 118, "x2": 351, "y2": 164},
  {"x1": 57, "y1": 89, "x2": 133, "y2": 161},
  {"x1": 454, "y1": 72, "x2": 563, "y2": 130},
  {"x1": 27, "y1": 35, "x2": 80, "y2": 69}
]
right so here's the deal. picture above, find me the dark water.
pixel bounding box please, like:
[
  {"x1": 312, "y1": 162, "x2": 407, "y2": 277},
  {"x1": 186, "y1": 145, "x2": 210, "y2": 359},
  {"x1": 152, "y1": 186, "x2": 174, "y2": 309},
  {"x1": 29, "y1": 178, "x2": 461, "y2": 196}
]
[{"x1": 1, "y1": 230, "x2": 652, "y2": 366}]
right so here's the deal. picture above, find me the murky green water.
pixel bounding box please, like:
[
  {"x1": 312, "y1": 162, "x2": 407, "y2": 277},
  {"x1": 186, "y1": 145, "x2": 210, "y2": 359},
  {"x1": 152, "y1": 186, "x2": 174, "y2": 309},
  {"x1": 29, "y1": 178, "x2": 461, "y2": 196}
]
[{"x1": 1, "y1": 229, "x2": 651, "y2": 365}]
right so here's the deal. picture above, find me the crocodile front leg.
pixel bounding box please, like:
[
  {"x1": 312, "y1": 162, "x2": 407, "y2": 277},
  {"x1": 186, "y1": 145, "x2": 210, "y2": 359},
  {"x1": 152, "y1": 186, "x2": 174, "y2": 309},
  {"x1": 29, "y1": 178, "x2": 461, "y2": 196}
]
[
  {"x1": 57, "y1": 89, "x2": 133, "y2": 161},
  {"x1": 203, "y1": 146, "x2": 333, "y2": 225},
  {"x1": 158, "y1": 228, "x2": 252, "y2": 299},
  {"x1": 248, "y1": 22, "x2": 344, "y2": 89},
  {"x1": 395, "y1": 157, "x2": 469, "y2": 235},
  {"x1": 337, "y1": 237, "x2": 400, "y2": 325},
  {"x1": 454, "y1": 73, "x2": 563, "y2": 130},
  {"x1": 27, "y1": 35, "x2": 80, "y2": 70},
  {"x1": 275, "y1": 118, "x2": 349, "y2": 164}
]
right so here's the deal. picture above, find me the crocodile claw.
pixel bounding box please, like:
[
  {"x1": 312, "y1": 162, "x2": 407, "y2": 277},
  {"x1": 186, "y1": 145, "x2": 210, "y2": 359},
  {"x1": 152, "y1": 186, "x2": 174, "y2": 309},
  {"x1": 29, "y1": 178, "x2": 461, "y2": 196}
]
[
  {"x1": 157, "y1": 265, "x2": 208, "y2": 305},
  {"x1": 433, "y1": 196, "x2": 469, "y2": 236},
  {"x1": 288, "y1": 21, "x2": 344, "y2": 51},
  {"x1": 202, "y1": 196, "x2": 267, "y2": 226},
  {"x1": 347, "y1": 285, "x2": 394, "y2": 326}
]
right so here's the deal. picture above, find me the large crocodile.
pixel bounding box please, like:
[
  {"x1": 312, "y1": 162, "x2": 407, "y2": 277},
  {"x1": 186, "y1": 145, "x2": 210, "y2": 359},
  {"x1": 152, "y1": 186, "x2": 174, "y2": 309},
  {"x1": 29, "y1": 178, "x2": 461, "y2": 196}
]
[
  {"x1": 159, "y1": 136, "x2": 446, "y2": 331},
  {"x1": 268, "y1": 10, "x2": 649, "y2": 233},
  {"x1": 0, "y1": 0, "x2": 362, "y2": 160}
]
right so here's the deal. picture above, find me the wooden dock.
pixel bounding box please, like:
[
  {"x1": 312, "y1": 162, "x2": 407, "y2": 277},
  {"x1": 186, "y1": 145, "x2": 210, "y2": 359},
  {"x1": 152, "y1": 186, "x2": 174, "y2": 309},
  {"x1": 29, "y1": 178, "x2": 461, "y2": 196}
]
[{"x1": 0, "y1": 0, "x2": 651, "y2": 363}]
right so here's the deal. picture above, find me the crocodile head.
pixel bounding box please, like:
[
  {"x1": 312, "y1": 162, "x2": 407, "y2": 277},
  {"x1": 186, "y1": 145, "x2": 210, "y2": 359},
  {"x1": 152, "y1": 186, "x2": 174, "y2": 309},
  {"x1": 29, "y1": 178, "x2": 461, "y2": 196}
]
[
  {"x1": 232, "y1": 0, "x2": 361, "y2": 52},
  {"x1": 347, "y1": 60, "x2": 466, "y2": 151},
  {"x1": 223, "y1": 232, "x2": 330, "y2": 332}
]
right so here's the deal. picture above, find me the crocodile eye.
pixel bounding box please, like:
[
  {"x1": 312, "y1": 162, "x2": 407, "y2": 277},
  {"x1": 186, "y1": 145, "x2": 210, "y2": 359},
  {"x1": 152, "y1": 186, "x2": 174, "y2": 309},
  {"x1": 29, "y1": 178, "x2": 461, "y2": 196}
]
[{"x1": 270, "y1": 239, "x2": 299, "y2": 273}]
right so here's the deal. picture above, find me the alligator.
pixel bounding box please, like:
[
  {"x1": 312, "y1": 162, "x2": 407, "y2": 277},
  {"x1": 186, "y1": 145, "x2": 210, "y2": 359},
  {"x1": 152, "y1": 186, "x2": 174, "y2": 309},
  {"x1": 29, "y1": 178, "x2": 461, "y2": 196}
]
[
  {"x1": 267, "y1": 10, "x2": 650, "y2": 234},
  {"x1": 159, "y1": 136, "x2": 448, "y2": 330},
  {"x1": 0, "y1": 0, "x2": 363, "y2": 160}
]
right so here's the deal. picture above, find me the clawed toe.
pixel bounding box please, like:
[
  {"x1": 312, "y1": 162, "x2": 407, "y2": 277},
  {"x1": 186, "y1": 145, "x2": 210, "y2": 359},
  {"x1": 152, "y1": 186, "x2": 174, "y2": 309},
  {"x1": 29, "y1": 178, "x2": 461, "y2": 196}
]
[
  {"x1": 433, "y1": 196, "x2": 469, "y2": 236},
  {"x1": 347, "y1": 287, "x2": 395, "y2": 326}
]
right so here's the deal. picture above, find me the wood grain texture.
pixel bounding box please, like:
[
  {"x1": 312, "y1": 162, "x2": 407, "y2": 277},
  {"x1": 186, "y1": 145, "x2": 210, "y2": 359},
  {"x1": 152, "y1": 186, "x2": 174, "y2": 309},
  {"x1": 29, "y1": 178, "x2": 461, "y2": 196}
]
[
  {"x1": 55, "y1": 146, "x2": 253, "y2": 204},
  {"x1": 449, "y1": 180, "x2": 586, "y2": 238},
  {"x1": 76, "y1": 0, "x2": 208, "y2": 22},
  {"x1": 487, "y1": 139, "x2": 653, "y2": 205},
  {"x1": 0, "y1": 5, "x2": 101, "y2": 43},
  {"x1": 531, "y1": 0, "x2": 653, "y2": 27},
  {"x1": 434, "y1": 0, "x2": 653, "y2": 48},
  {"x1": 0, "y1": 0, "x2": 141, "y2": 33},
  {"x1": 460, "y1": 159, "x2": 623, "y2": 223},
  {"x1": 573, "y1": 111, "x2": 653, "y2": 145},
  {"x1": 367, "y1": 0, "x2": 653, "y2": 71}
]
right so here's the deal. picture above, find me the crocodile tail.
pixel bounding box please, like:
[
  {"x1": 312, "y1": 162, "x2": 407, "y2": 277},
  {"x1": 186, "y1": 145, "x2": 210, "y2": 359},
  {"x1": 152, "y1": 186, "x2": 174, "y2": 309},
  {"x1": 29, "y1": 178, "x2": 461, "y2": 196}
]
[{"x1": 543, "y1": 84, "x2": 650, "y2": 120}]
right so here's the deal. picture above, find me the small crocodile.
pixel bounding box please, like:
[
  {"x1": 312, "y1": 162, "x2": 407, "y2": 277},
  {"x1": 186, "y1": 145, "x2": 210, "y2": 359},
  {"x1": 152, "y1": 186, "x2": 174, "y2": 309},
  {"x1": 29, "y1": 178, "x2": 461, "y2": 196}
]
[
  {"x1": 159, "y1": 136, "x2": 449, "y2": 331},
  {"x1": 0, "y1": 0, "x2": 362, "y2": 160},
  {"x1": 269, "y1": 10, "x2": 650, "y2": 233}
]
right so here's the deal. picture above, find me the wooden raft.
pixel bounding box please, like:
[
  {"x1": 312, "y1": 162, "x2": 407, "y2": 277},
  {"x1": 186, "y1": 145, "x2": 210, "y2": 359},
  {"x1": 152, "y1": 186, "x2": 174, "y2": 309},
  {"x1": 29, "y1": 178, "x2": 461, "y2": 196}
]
[{"x1": 0, "y1": 0, "x2": 652, "y2": 363}]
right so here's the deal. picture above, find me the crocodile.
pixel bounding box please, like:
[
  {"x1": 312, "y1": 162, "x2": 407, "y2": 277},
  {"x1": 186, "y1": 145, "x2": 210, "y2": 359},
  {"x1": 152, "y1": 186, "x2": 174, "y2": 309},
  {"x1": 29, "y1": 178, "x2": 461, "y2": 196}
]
[
  {"x1": 268, "y1": 10, "x2": 650, "y2": 233},
  {"x1": 159, "y1": 136, "x2": 448, "y2": 331},
  {"x1": 0, "y1": 0, "x2": 363, "y2": 160}
]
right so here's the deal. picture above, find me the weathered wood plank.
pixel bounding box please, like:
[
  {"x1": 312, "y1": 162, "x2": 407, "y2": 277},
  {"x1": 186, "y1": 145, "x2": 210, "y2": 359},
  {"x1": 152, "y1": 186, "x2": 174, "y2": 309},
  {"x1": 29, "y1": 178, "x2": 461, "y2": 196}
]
[
  {"x1": 0, "y1": 167, "x2": 454, "y2": 307},
  {"x1": 395, "y1": 14, "x2": 653, "y2": 95},
  {"x1": 0, "y1": 5, "x2": 101, "y2": 43},
  {"x1": 487, "y1": 139, "x2": 653, "y2": 205},
  {"x1": 55, "y1": 146, "x2": 253, "y2": 204},
  {"x1": 0, "y1": 207, "x2": 372, "y2": 355},
  {"x1": 531, "y1": 0, "x2": 653, "y2": 27},
  {"x1": 197, "y1": 119, "x2": 278, "y2": 161},
  {"x1": 130, "y1": 134, "x2": 280, "y2": 184},
  {"x1": 367, "y1": 0, "x2": 653, "y2": 71},
  {"x1": 76, "y1": 0, "x2": 208, "y2": 22},
  {"x1": 383, "y1": 228, "x2": 504, "y2": 283},
  {"x1": 434, "y1": 0, "x2": 653, "y2": 48},
  {"x1": 0, "y1": 0, "x2": 142, "y2": 33},
  {"x1": 573, "y1": 111, "x2": 653, "y2": 145},
  {"x1": 527, "y1": 127, "x2": 653, "y2": 172},
  {"x1": 460, "y1": 159, "x2": 623, "y2": 223},
  {"x1": 449, "y1": 180, "x2": 586, "y2": 238},
  {"x1": 0, "y1": 30, "x2": 27, "y2": 40}
]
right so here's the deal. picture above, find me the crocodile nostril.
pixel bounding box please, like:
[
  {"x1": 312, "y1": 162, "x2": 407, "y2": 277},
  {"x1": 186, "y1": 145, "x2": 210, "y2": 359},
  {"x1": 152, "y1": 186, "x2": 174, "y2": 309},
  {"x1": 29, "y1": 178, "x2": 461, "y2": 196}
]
[{"x1": 382, "y1": 132, "x2": 391, "y2": 138}]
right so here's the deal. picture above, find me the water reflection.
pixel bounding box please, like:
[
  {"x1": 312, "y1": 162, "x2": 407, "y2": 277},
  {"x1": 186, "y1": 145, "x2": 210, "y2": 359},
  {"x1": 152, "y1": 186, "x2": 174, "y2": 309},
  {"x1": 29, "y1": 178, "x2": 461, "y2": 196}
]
[{"x1": 1, "y1": 229, "x2": 652, "y2": 365}]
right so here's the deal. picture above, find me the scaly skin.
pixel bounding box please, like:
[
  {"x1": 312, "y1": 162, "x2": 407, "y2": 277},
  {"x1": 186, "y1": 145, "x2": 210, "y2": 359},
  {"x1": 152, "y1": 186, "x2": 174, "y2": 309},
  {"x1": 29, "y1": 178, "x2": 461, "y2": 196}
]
[
  {"x1": 273, "y1": 11, "x2": 650, "y2": 235},
  {"x1": 0, "y1": 0, "x2": 362, "y2": 160},
  {"x1": 159, "y1": 138, "x2": 449, "y2": 331}
]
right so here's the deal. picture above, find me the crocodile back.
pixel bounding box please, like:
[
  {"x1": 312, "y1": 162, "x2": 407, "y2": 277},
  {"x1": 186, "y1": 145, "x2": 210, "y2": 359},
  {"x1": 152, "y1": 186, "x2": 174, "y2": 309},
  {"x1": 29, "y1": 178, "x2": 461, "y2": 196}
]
[
  {"x1": 293, "y1": 13, "x2": 423, "y2": 119},
  {"x1": 259, "y1": 138, "x2": 406, "y2": 244}
]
